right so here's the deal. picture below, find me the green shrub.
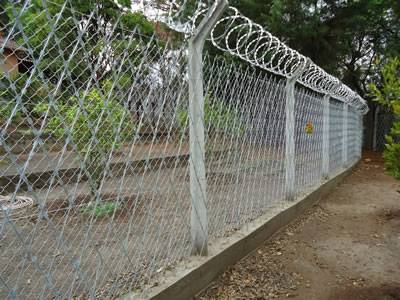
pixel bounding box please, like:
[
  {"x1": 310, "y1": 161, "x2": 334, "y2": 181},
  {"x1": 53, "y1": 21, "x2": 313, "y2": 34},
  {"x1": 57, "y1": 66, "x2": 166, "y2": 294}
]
[
  {"x1": 34, "y1": 87, "x2": 136, "y2": 192},
  {"x1": 369, "y1": 57, "x2": 400, "y2": 179},
  {"x1": 0, "y1": 101, "x2": 22, "y2": 125},
  {"x1": 0, "y1": 73, "x2": 49, "y2": 125},
  {"x1": 177, "y1": 95, "x2": 246, "y2": 137},
  {"x1": 384, "y1": 131, "x2": 400, "y2": 179}
]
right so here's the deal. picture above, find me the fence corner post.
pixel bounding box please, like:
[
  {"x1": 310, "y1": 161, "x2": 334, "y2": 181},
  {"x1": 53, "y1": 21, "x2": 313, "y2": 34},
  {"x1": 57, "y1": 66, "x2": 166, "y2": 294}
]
[
  {"x1": 322, "y1": 94, "x2": 330, "y2": 179},
  {"x1": 285, "y1": 59, "x2": 310, "y2": 201},
  {"x1": 188, "y1": 0, "x2": 228, "y2": 256}
]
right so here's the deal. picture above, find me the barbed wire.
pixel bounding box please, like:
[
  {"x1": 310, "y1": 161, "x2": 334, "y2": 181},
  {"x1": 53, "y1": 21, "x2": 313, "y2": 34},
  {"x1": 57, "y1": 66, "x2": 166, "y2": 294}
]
[
  {"x1": 210, "y1": 7, "x2": 368, "y2": 114},
  {"x1": 141, "y1": 1, "x2": 368, "y2": 114}
]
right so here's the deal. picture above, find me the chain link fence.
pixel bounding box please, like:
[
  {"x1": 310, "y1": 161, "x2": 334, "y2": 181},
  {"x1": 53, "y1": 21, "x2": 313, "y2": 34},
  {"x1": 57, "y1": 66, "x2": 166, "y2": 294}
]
[
  {"x1": 373, "y1": 106, "x2": 396, "y2": 151},
  {"x1": 1, "y1": 1, "x2": 366, "y2": 298}
]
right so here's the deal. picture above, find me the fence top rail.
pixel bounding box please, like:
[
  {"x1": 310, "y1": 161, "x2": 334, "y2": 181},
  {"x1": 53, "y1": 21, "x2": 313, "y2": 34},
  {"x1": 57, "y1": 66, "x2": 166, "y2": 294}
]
[{"x1": 139, "y1": 1, "x2": 368, "y2": 115}]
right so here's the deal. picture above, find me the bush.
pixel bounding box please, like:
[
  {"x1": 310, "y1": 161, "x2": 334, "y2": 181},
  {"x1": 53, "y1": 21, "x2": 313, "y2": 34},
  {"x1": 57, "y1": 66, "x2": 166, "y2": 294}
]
[
  {"x1": 384, "y1": 129, "x2": 400, "y2": 179},
  {"x1": 369, "y1": 57, "x2": 400, "y2": 179},
  {"x1": 0, "y1": 73, "x2": 50, "y2": 125},
  {"x1": 177, "y1": 95, "x2": 246, "y2": 137},
  {"x1": 34, "y1": 87, "x2": 136, "y2": 192},
  {"x1": 0, "y1": 101, "x2": 22, "y2": 125}
]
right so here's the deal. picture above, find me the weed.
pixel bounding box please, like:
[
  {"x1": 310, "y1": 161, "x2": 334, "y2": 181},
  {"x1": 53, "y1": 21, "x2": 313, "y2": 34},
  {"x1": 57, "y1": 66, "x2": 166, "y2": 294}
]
[{"x1": 81, "y1": 201, "x2": 120, "y2": 218}]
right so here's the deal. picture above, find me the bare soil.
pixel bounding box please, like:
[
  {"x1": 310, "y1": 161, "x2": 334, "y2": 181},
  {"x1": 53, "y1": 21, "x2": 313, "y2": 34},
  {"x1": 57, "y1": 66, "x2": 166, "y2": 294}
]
[
  {"x1": 0, "y1": 143, "x2": 287, "y2": 299},
  {"x1": 197, "y1": 151, "x2": 400, "y2": 300}
]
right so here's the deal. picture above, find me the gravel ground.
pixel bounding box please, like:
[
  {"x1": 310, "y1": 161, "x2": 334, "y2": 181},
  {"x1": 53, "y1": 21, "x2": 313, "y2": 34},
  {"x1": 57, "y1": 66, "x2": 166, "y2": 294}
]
[{"x1": 197, "y1": 151, "x2": 400, "y2": 300}]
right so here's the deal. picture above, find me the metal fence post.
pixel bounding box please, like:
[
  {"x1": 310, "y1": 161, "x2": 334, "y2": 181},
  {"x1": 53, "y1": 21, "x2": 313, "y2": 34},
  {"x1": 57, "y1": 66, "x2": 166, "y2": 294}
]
[
  {"x1": 285, "y1": 59, "x2": 310, "y2": 201},
  {"x1": 342, "y1": 103, "x2": 349, "y2": 167},
  {"x1": 188, "y1": 0, "x2": 228, "y2": 256},
  {"x1": 322, "y1": 94, "x2": 330, "y2": 179}
]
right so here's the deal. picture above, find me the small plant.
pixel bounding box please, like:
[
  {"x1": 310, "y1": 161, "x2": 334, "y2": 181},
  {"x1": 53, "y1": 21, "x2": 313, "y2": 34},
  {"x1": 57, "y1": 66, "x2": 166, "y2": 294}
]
[
  {"x1": 81, "y1": 201, "x2": 120, "y2": 218},
  {"x1": 369, "y1": 57, "x2": 400, "y2": 179}
]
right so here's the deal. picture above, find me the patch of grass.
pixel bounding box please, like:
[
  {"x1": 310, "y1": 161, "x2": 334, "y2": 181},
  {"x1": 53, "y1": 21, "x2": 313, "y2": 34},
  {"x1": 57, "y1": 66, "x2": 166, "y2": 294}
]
[{"x1": 81, "y1": 201, "x2": 120, "y2": 218}]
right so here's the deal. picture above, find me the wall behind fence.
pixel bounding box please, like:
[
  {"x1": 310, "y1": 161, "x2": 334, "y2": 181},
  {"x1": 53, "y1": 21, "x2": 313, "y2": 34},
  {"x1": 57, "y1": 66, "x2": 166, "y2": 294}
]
[{"x1": 0, "y1": 0, "x2": 366, "y2": 298}]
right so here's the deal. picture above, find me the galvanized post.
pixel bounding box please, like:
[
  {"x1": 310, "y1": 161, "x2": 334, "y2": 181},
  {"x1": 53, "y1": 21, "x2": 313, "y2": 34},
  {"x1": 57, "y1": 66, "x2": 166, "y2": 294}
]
[
  {"x1": 285, "y1": 59, "x2": 310, "y2": 201},
  {"x1": 188, "y1": 0, "x2": 228, "y2": 256},
  {"x1": 322, "y1": 94, "x2": 330, "y2": 179},
  {"x1": 342, "y1": 103, "x2": 348, "y2": 167}
]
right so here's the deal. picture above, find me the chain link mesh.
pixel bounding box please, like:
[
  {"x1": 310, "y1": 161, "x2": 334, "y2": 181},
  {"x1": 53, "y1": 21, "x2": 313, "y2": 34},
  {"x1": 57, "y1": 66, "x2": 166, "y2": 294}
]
[
  {"x1": 329, "y1": 99, "x2": 344, "y2": 174},
  {"x1": 1, "y1": 1, "x2": 365, "y2": 298},
  {"x1": 373, "y1": 106, "x2": 396, "y2": 151}
]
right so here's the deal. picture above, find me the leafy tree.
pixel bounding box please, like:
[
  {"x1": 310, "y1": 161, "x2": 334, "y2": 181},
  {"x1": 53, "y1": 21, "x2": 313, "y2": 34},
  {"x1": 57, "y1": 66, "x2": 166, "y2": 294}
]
[
  {"x1": 0, "y1": 0, "x2": 160, "y2": 161},
  {"x1": 369, "y1": 57, "x2": 400, "y2": 179},
  {"x1": 1, "y1": 0, "x2": 156, "y2": 105},
  {"x1": 230, "y1": 0, "x2": 400, "y2": 98}
]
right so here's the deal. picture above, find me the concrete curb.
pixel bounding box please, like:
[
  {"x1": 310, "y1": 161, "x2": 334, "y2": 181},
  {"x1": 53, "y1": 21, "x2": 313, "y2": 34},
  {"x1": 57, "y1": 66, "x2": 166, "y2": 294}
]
[{"x1": 120, "y1": 163, "x2": 357, "y2": 300}]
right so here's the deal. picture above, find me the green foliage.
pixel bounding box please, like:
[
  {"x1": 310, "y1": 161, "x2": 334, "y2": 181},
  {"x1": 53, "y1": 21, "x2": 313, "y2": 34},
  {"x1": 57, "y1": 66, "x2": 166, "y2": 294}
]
[
  {"x1": 369, "y1": 58, "x2": 400, "y2": 112},
  {"x1": 120, "y1": 12, "x2": 155, "y2": 35},
  {"x1": 369, "y1": 58, "x2": 400, "y2": 179},
  {"x1": 34, "y1": 86, "x2": 136, "y2": 191},
  {"x1": 3, "y1": 0, "x2": 156, "y2": 91},
  {"x1": 177, "y1": 96, "x2": 246, "y2": 137},
  {"x1": 81, "y1": 201, "x2": 120, "y2": 218},
  {"x1": 1, "y1": 0, "x2": 159, "y2": 193},
  {"x1": 0, "y1": 73, "x2": 51, "y2": 104},
  {"x1": 0, "y1": 101, "x2": 21, "y2": 125},
  {"x1": 0, "y1": 73, "x2": 52, "y2": 124},
  {"x1": 230, "y1": 0, "x2": 400, "y2": 97},
  {"x1": 383, "y1": 126, "x2": 400, "y2": 180}
]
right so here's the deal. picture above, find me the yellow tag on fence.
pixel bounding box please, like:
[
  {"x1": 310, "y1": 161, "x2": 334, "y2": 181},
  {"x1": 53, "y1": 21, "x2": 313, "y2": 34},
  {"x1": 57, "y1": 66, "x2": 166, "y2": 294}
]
[{"x1": 305, "y1": 122, "x2": 314, "y2": 134}]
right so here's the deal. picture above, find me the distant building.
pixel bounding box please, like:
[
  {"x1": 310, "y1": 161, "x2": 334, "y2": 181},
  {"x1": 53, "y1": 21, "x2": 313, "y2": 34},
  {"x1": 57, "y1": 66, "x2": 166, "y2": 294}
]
[{"x1": 0, "y1": 32, "x2": 31, "y2": 77}]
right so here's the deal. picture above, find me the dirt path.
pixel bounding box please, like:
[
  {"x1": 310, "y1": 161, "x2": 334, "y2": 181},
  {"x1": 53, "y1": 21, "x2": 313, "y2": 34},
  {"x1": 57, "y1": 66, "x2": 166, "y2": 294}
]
[{"x1": 197, "y1": 152, "x2": 400, "y2": 300}]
